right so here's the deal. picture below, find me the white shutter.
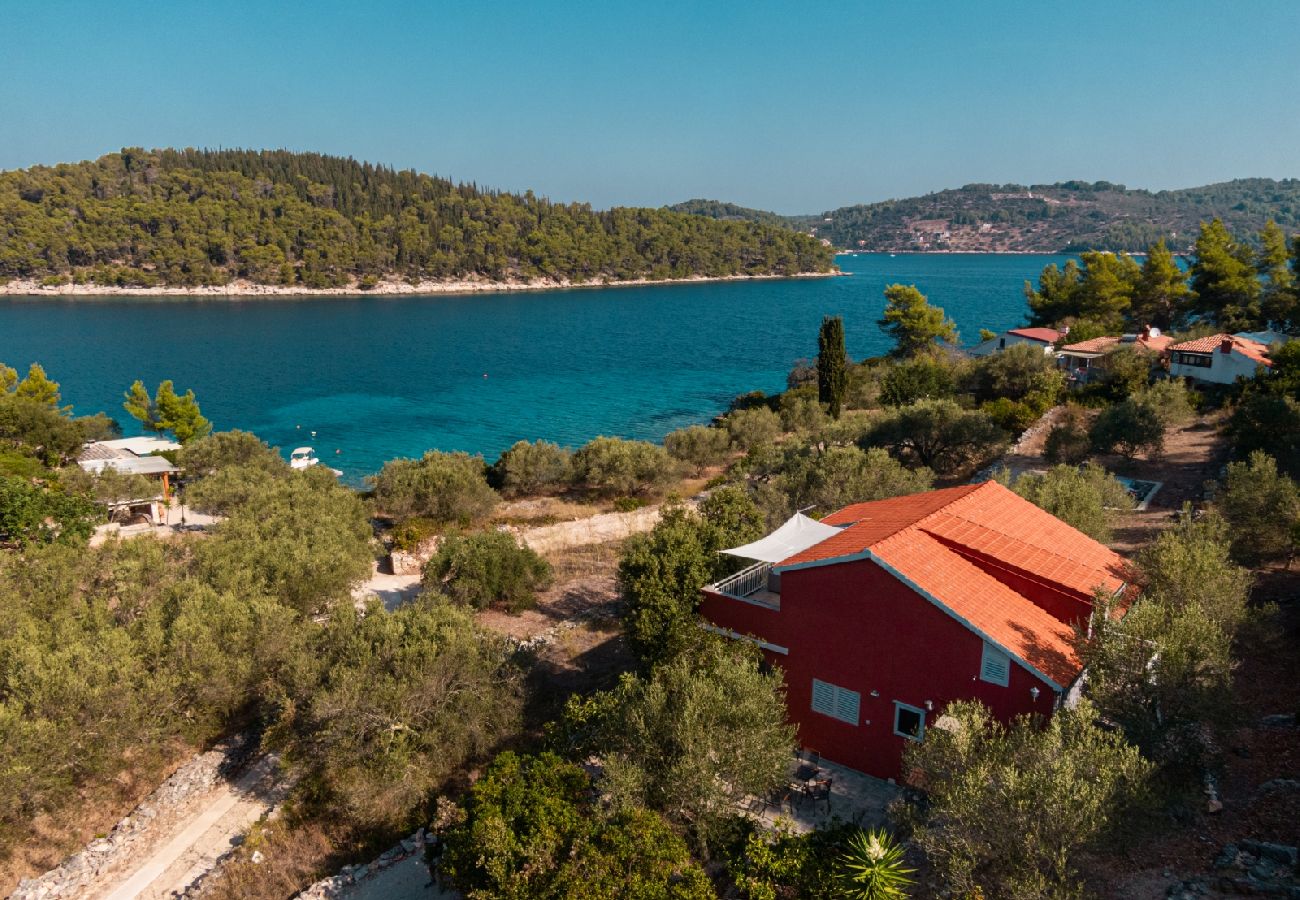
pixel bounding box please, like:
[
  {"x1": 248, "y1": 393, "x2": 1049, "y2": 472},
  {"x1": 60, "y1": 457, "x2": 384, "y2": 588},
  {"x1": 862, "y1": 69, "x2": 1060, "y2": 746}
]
[
  {"x1": 834, "y1": 687, "x2": 860, "y2": 724},
  {"x1": 811, "y1": 679, "x2": 835, "y2": 717},
  {"x1": 812, "y1": 679, "x2": 860, "y2": 724},
  {"x1": 980, "y1": 641, "x2": 1010, "y2": 686}
]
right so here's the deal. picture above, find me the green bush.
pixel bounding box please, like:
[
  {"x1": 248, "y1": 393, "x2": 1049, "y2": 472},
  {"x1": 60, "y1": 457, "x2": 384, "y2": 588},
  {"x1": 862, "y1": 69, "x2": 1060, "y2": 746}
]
[
  {"x1": 726, "y1": 406, "x2": 782, "y2": 450},
  {"x1": 388, "y1": 515, "x2": 440, "y2": 552},
  {"x1": 778, "y1": 386, "x2": 828, "y2": 433},
  {"x1": 664, "y1": 424, "x2": 732, "y2": 472},
  {"x1": 1043, "y1": 406, "x2": 1093, "y2": 465},
  {"x1": 964, "y1": 342, "x2": 1063, "y2": 408},
  {"x1": 862, "y1": 400, "x2": 1009, "y2": 477},
  {"x1": 491, "y1": 439, "x2": 572, "y2": 497},
  {"x1": 268, "y1": 598, "x2": 522, "y2": 830},
  {"x1": 1133, "y1": 378, "x2": 1196, "y2": 429},
  {"x1": 571, "y1": 436, "x2": 678, "y2": 498},
  {"x1": 879, "y1": 355, "x2": 956, "y2": 407},
  {"x1": 980, "y1": 396, "x2": 1040, "y2": 433},
  {"x1": 370, "y1": 450, "x2": 498, "y2": 524},
  {"x1": 423, "y1": 529, "x2": 552, "y2": 612},
  {"x1": 1009, "y1": 461, "x2": 1134, "y2": 543},
  {"x1": 901, "y1": 700, "x2": 1150, "y2": 900},
  {"x1": 752, "y1": 445, "x2": 933, "y2": 526},
  {"x1": 0, "y1": 475, "x2": 100, "y2": 546},
  {"x1": 1214, "y1": 450, "x2": 1300, "y2": 564},
  {"x1": 440, "y1": 752, "x2": 714, "y2": 900},
  {"x1": 1089, "y1": 399, "x2": 1164, "y2": 458},
  {"x1": 177, "y1": 429, "x2": 285, "y2": 477}
]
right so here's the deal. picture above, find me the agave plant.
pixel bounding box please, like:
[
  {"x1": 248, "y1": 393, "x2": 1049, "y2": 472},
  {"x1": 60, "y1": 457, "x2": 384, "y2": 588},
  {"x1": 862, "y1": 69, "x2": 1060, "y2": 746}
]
[{"x1": 836, "y1": 828, "x2": 915, "y2": 899}]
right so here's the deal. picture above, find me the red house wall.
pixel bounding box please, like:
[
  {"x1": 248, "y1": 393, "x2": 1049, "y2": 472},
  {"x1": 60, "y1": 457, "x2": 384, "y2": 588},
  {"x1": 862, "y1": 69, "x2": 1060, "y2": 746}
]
[{"x1": 700, "y1": 558, "x2": 1059, "y2": 779}]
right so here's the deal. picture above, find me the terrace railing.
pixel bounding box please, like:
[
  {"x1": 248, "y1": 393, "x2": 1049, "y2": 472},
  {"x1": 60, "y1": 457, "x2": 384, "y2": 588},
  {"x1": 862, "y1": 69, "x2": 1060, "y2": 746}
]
[{"x1": 709, "y1": 560, "x2": 773, "y2": 600}]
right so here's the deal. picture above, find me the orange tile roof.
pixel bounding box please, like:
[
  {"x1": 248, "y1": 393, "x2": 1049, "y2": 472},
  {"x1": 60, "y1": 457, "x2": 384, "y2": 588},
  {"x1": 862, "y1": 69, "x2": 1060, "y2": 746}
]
[
  {"x1": 780, "y1": 481, "x2": 1131, "y2": 687},
  {"x1": 1169, "y1": 334, "x2": 1272, "y2": 366},
  {"x1": 1007, "y1": 327, "x2": 1064, "y2": 343},
  {"x1": 1061, "y1": 334, "x2": 1172, "y2": 354}
]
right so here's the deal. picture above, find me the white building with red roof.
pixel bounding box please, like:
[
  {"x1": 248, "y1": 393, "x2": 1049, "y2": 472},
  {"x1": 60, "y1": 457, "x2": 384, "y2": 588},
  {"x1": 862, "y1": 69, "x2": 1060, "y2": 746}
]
[
  {"x1": 700, "y1": 481, "x2": 1131, "y2": 778},
  {"x1": 1168, "y1": 334, "x2": 1272, "y2": 385},
  {"x1": 967, "y1": 326, "x2": 1064, "y2": 358},
  {"x1": 1056, "y1": 326, "x2": 1172, "y2": 383}
]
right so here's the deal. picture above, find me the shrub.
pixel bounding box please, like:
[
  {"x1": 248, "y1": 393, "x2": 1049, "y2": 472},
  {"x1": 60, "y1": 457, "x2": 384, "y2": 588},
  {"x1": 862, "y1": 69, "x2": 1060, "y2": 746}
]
[
  {"x1": 561, "y1": 638, "x2": 794, "y2": 853},
  {"x1": 1214, "y1": 450, "x2": 1300, "y2": 564},
  {"x1": 1043, "y1": 406, "x2": 1093, "y2": 465},
  {"x1": 980, "y1": 396, "x2": 1040, "y2": 433},
  {"x1": 1133, "y1": 378, "x2": 1196, "y2": 429},
  {"x1": 178, "y1": 429, "x2": 285, "y2": 477},
  {"x1": 1009, "y1": 462, "x2": 1134, "y2": 543},
  {"x1": 370, "y1": 450, "x2": 498, "y2": 524},
  {"x1": 0, "y1": 475, "x2": 99, "y2": 546},
  {"x1": 198, "y1": 467, "x2": 375, "y2": 614},
  {"x1": 664, "y1": 424, "x2": 732, "y2": 472},
  {"x1": 726, "y1": 406, "x2": 782, "y2": 450},
  {"x1": 752, "y1": 445, "x2": 933, "y2": 526},
  {"x1": 422, "y1": 530, "x2": 552, "y2": 612},
  {"x1": 879, "y1": 356, "x2": 955, "y2": 408},
  {"x1": 491, "y1": 439, "x2": 572, "y2": 497},
  {"x1": 901, "y1": 700, "x2": 1150, "y2": 900},
  {"x1": 862, "y1": 400, "x2": 1009, "y2": 477},
  {"x1": 964, "y1": 342, "x2": 1064, "y2": 409},
  {"x1": 388, "y1": 515, "x2": 440, "y2": 552},
  {"x1": 440, "y1": 752, "x2": 714, "y2": 900},
  {"x1": 268, "y1": 598, "x2": 522, "y2": 830},
  {"x1": 779, "y1": 386, "x2": 829, "y2": 433},
  {"x1": 571, "y1": 436, "x2": 678, "y2": 498},
  {"x1": 1226, "y1": 392, "x2": 1300, "y2": 479},
  {"x1": 1089, "y1": 399, "x2": 1164, "y2": 458},
  {"x1": 838, "y1": 829, "x2": 915, "y2": 900},
  {"x1": 728, "y1": 822, "x2": 865, "y2": 900},
  {"x1": 618, "y1": 488, "x2": 764, "y2": 666}
]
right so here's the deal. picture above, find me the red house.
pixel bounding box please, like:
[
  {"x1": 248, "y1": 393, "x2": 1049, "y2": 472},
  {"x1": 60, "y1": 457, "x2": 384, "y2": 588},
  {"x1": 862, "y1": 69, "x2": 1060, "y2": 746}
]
[{"x1": 699, "y1": 481, "x2": 1130, "y2": 779}]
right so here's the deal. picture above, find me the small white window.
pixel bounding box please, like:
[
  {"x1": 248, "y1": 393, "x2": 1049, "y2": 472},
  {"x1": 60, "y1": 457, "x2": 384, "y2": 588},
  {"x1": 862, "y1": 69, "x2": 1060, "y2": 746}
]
[
  {"x1": 894, "y1": 702, "x2": 925, "y2": 741},
  {"x1": 980, "y1": 641, "x2": 1010, "y2": 686},
  {"x1": 811, "y1": 678, "x2": 860, "y2": 725}
]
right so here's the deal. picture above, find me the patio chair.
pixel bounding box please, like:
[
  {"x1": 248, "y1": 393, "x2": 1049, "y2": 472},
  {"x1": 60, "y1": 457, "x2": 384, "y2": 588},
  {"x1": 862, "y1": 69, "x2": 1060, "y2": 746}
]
[{"x1": 806, "y1": 777, "x2": 832, "y2": 814}]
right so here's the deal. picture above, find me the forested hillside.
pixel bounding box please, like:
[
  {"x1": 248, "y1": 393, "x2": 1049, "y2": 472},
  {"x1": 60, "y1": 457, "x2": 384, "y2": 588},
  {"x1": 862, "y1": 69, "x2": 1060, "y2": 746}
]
[
  {"x1": 665, "y1": 198, "x2": 797, "y2": 230},
  {"x1": 0, "y1": 149, "x2": 834, "y2": 289},
  {"x1": 674, "y1": 179, "x2": 1300, "y2": 253}
]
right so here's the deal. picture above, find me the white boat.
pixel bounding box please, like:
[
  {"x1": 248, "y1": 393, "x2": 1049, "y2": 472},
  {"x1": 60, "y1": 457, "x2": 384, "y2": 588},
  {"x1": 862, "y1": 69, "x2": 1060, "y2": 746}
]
[
  {"x1": 290, "y1": 446, "x2": 319, "y2": 470},
  {"x1": 289, "y1": 446, "x2": 344, "y2": 477}
]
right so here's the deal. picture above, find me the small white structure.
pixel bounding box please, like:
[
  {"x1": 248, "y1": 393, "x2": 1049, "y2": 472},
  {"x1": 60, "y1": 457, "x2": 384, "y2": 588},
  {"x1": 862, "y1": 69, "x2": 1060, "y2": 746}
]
[
  {"x1": 289, "y1": 446, "x2": 320, "y2": 470},
  {"x1": 967, "y1": 327, "x2": 1063, "y2": 358},
  {"x1": 77, "y1": 437, "x2": 181, "y2": 525},
  {"x1": 1168, "y1": 334, "x2": 1272, "y2": 385}
]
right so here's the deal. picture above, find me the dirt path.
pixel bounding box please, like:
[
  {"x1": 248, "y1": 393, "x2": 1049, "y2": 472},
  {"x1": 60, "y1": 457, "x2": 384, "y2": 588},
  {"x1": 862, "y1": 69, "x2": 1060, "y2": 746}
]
[{"x1": 93, "y1": 755, "x2": 287, "y2": 900}]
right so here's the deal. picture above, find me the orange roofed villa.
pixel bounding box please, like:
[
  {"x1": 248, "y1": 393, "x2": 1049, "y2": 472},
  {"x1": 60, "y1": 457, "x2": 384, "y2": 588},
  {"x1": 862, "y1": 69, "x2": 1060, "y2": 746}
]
[{"x1": 699, "y1": 481, "x2": 1131, "y2": 780}]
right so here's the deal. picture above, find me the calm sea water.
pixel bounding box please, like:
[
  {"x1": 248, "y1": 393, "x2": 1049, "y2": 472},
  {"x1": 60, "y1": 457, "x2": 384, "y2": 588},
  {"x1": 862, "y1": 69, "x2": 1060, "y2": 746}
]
[{"x1": 0, "y1": 253, "x2": 1069, "y2": 481}]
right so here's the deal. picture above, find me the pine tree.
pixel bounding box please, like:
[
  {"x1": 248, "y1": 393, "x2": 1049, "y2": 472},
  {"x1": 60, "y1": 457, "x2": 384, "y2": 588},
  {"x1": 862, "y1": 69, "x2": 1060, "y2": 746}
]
[
  {"x1": 1129, "y1": 240, "x2": 1190, "y2": 329},
  {"x1": 1189, "y1": 219, "x2": 1262, "y2": 331},
  {"x1": 1258, "y1": 220, "x2": 1297, "y2": 329},
  {"x1": 817, "y1": 315, "x2": 848, "y2": 419},
  {"x1": 878, "y1": 284, "x2": 958, "y2": 358}
]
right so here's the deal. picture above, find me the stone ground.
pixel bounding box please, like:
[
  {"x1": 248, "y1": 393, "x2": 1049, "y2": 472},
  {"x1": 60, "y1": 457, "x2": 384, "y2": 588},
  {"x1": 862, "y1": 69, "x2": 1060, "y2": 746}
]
[{"x1": 749, "y1": 757, "x2": 901, "y2": 834}]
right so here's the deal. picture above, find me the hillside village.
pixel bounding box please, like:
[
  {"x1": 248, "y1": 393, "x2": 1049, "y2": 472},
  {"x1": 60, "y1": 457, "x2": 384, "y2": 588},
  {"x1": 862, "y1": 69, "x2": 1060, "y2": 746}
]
[{"x1": 3, "y1": 219, "x2": 1300, "y2": 900}]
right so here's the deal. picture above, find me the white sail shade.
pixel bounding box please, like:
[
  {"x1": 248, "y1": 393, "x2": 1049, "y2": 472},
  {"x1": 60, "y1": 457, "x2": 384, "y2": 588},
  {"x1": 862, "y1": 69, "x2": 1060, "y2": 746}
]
[{"x1": 720, "y1": 512, "x2": 842, "y2": 564}]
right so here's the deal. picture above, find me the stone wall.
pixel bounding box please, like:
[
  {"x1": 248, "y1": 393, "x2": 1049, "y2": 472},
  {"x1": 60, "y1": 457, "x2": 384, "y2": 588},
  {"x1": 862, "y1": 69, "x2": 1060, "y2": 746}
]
[
  {"x1": 11, "y1": 736, "x2": 255, "y2": 900},
  {"x1": 389, "y1": 503, "x2": 678, "y2": 575}
]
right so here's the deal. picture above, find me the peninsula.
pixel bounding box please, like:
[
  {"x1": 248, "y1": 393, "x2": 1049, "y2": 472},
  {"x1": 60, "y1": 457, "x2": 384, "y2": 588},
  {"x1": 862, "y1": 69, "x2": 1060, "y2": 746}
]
[{"x1": 0, "y1": 149, "x2": 836, "y2": 294}]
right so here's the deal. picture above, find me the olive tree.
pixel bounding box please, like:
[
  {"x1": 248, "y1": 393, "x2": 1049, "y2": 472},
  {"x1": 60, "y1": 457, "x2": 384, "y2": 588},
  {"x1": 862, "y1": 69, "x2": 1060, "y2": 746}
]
[
  {"x1": 901, "y1": 700, "x2": 1150, "y2": 900},
  {"x1": 370, "y1": 450, "x2": 498, "y2": 524},
  {"x1": 491, "y1": 439, "x2": 572, "y2": 497},
  {"x1": 422, "y1": 530, "x2": 552, "y2": 613},
  {"x1": 1008, "y1": 462, "x2": 1133, "y2": 543},
  {"x1": 664, "y1": 424, "x2": 732, "y2": 473},
  {"x1": 571, "y1": 436, "x2": 678, "y2": 498}
]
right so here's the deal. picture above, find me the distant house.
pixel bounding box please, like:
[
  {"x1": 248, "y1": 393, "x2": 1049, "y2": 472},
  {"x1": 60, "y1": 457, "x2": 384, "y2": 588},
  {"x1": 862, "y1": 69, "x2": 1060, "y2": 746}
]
[
  {"x1": 78, "y1": 436, "x2": 181, "y2": 523},
  {"x1": 1056, "y1": 326, "x2": 1171, "y2": 384},
  {"x1": 699, "y1": 482, "x2": 1130, "y2": 779},
  {"x1": 966, "y1": 326, "x2": 1064, "y2": 358},
  {"x1": 1168, "y1": 334, "x2": 1272, "y2": 385}
]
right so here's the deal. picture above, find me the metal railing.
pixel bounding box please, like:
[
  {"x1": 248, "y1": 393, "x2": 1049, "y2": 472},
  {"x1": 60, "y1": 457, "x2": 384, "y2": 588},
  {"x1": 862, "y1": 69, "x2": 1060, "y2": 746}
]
[{"x1": 709, "y1": 560, "x2": 773, "y2": 600}]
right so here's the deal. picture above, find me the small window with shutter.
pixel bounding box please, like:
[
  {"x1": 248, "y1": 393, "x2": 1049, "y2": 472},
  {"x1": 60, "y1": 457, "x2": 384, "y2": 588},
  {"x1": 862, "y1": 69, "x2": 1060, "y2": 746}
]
[
  {"x1": 980, "y1": 641, "x2": 1010, "y2": 686},
  {"x1": 811, "y1": 678, "x2": 860, "y2": 725}
]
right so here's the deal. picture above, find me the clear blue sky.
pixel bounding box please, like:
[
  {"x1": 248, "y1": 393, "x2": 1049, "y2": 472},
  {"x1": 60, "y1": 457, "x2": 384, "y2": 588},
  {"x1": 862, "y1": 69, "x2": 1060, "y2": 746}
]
[{"x1": 3, "y1": 0, "x2": 1298, "y2": 213}]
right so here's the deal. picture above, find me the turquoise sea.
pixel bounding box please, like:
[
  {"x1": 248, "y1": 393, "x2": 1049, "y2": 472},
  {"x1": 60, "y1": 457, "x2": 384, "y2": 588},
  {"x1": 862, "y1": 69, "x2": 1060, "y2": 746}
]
[{"x1": 0, "y1": 253, "x2": 1070, "y2": 482}]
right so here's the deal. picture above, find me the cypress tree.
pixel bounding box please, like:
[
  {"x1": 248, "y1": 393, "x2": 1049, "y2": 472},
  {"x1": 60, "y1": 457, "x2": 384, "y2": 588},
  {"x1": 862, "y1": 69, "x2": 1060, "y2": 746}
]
[{"x1": 817, "y1": 315, "x2": 848, "y2": 419}]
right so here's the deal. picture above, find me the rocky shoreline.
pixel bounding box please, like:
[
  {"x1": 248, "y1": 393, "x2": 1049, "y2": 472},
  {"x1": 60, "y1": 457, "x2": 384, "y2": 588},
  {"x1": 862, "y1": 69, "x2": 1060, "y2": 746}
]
[{"x1": 0, "y1": 270, "x2": 843, "y2": 298}]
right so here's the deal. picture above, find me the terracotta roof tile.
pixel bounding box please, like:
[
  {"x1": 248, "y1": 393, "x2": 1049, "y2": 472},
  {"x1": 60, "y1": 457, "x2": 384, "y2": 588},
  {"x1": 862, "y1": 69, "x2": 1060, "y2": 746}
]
[
  {"x1": 1062, "y1": 334, "x2": 1172, "y2": 354},
  {"x1": 1169, "y1": 334, "x2": 1272, "y2": 366},
  {"x1": 777, "y1": 481, "x2": 1131, "y2": 687},
  {"x1": 1007, "y1": 327, "x2": 1064, "y2": 343}
]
